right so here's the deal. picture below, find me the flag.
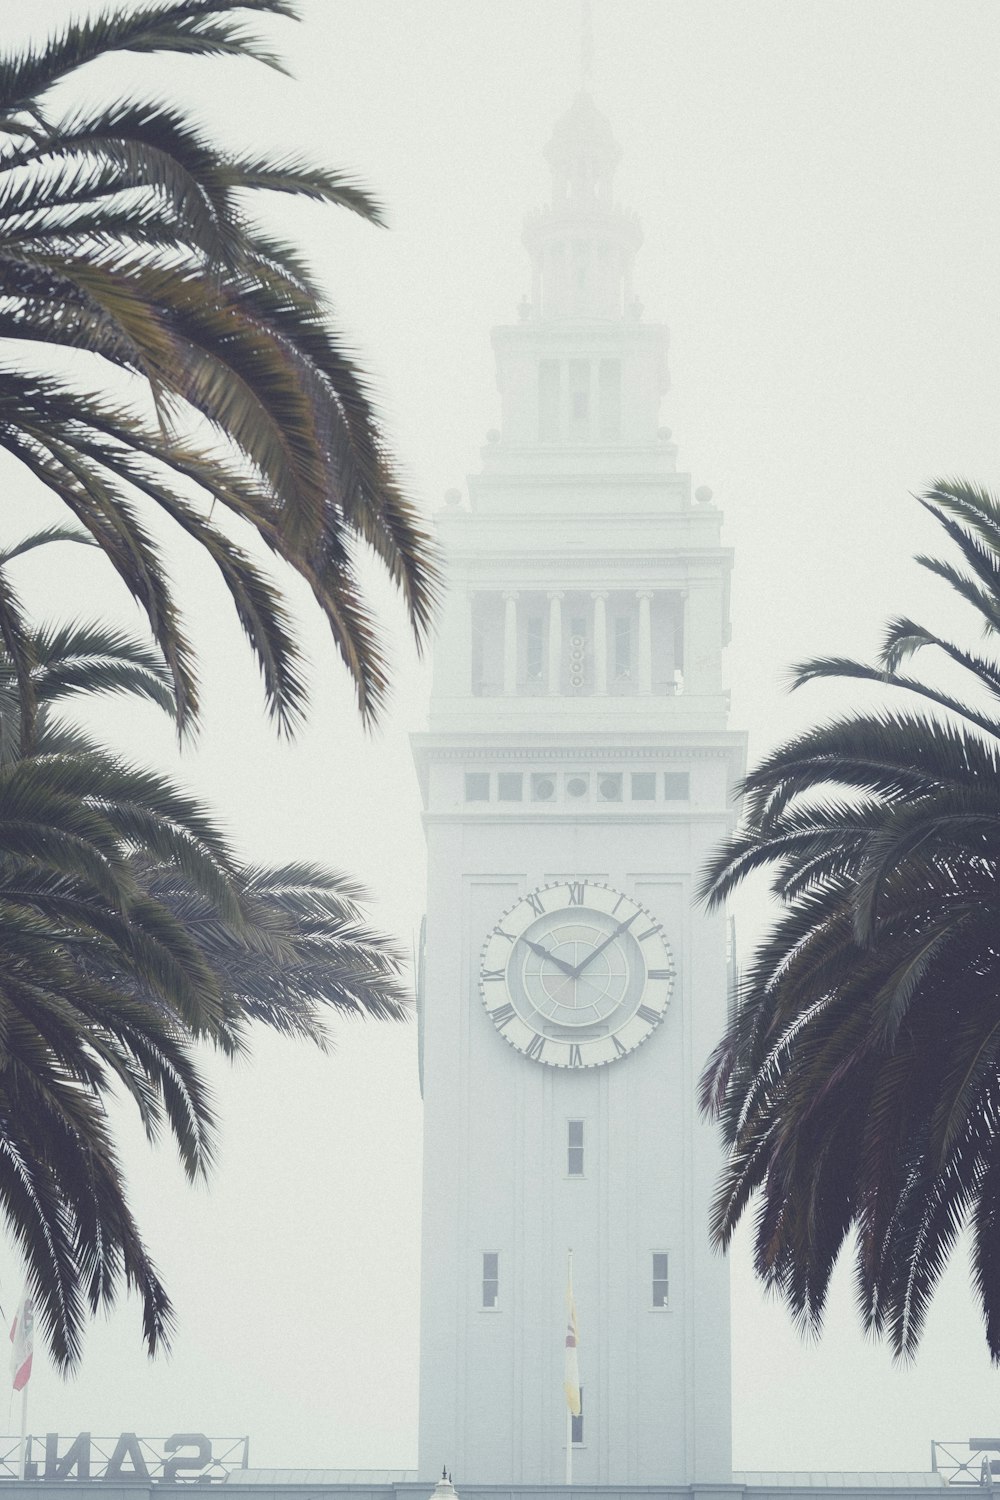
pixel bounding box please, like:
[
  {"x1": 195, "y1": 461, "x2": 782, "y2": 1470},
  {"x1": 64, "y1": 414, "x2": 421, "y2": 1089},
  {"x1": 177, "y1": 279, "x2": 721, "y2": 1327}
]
[
  {"x1": 9, "y1": 1290, "x2": 33, "y2": 1392},
  {"x1": 564, "y1": 1261, "x2": 581, "y2": 1417}
]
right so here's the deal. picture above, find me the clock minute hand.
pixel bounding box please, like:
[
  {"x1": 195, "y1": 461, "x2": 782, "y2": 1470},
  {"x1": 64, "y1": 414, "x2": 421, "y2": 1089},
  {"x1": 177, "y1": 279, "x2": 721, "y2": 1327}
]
[
  {"x1": 570, "y1": 911, "x2": 639, "y2": 979},
  {"x1": 519, "y1": 935, "x2": 578, "y2": 978}
]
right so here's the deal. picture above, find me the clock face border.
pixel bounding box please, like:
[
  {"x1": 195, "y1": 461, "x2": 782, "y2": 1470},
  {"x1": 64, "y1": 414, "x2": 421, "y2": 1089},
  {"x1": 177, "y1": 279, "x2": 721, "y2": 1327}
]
[{"x1": 478, "y1": 878, "x2": 675, "y2": 1068}]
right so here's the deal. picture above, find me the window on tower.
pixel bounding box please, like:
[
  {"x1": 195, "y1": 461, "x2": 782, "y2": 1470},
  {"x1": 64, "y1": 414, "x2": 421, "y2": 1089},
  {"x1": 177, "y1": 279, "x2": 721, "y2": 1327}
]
[
  {"x1": 482, "y1": 1252, "x2": 500, "y2": 1309},
  {"x1": 567, "y1": 1120, "x2": 584, "y2": 1176},
  {"x1": 569, "y1": 360, "x2": 589, "y2": 439},
  {"x1": 598, "y1": 359, "x2": 621, "y2": 439},
  {"x1": 652, "y1": 1252, "x2": 670, "y2": 1309},
  {"x1": 614, "y1": 615, "x2": 632, "y2": 679},
  {"x1": 663, "y1": 772, "x2": 690, "y2": 801},
  {"x1": 464, "y1": 772, "x2": 490, "y2": 801},
  {"x1": 539, "y1": 360, "x2": 561, "y2": 442},
  {"x1": 498, "y1": 772, "x2": 523, "y2": 802},
  {"x1": 631, "y1": 772, "x2": 656, "y2": 800},
  {"x1": 526, "y1": 614, "x2": 545, "y2": 683}
]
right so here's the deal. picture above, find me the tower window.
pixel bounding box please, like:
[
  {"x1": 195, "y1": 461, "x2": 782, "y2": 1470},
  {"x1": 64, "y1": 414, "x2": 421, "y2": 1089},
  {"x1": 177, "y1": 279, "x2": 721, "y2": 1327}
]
[
  {"x1": 569, "y1": 360, "x2": 590, "y2": 438},
  {"x1": 465, "y1": 772, "x2": 490, "y2": 802},
  {"x1": 614, "y1": 616, "x2": 632, "y2": 678},
  {"x1": 526, "y1": 615, "x2": 544, "y2": 681},
  {"x1": 652, "y1": 1252, "x2": 669, "y2": 1309},
  {"x1": 539, "y1": 360, "x2": 561, "y2": 442},
  {"x1": 598, "y1": 359, "x2": 621, "y2": 439},
  {"x1": 498, "y1": 772, "x2": 523, "y2": 802},
  {"x1": 482, "y1": 1252, "x2": 500, "y2": 1309},
  {"x1": 597, "y1": 773, "x2": 622, "y2": 803},
  {"x1": 571, "y1": 1386, "x2": 584, "y2": 1445},
  {"x1": 531, "y1": 773, "x2": 557, "y2": 802},
  {"x1": 631, "y1": 772, "x2": 656, "y2": 801},
  {"x1": 663, "y1": 772, "x2": 690, "y2": 801},
  {"x1": 567, "y1": 1120, "x2": 584, "y2": 1176}
]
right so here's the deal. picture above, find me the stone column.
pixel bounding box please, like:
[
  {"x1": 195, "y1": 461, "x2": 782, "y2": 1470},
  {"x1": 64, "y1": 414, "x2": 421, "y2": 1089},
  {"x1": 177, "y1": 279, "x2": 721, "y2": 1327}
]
[
  {"x1": 637, "y1": 590, "x2": 653, "y2": 694},
  {"x1": 547, "y1": 591, "x2": 563, "y2": 695},
  {"x1": 503, "y1": 591, "x2": 518, "y2": 696},
  {"x1": 591, "y1": 591, "x2": 608, "y2": 695}
]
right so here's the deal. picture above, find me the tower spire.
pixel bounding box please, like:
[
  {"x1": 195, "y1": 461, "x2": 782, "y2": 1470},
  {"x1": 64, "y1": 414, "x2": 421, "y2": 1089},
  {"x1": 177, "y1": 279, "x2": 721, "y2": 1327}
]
[{"x1": 580, "y1": 0, "x2": 593, "y2": 88}]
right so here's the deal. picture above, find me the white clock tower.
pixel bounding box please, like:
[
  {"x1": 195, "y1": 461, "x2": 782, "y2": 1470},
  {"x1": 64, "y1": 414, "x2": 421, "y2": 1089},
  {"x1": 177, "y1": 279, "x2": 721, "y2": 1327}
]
[{"x1": 413, "y1": 91, "x2": 743, "y2": 1488}]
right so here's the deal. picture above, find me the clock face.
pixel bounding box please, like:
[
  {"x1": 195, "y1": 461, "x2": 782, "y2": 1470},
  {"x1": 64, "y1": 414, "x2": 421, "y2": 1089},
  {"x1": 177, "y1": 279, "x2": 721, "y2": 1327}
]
[{"x1": 479, "y1": 879, "x2": 675, "y2": 1067}]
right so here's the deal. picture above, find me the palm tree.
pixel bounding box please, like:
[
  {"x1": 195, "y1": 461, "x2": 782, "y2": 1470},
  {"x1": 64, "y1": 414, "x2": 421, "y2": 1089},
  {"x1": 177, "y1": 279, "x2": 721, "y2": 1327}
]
[
  {"x1": 700, "y1": 479, "x2": 1000, "y2": 1362},
  {"x1": 0, "y1": 532, "x2": 407, "y2": 1370},
  {"x1": 0, "y1": 0, "x2": 439, "y2": 736}
]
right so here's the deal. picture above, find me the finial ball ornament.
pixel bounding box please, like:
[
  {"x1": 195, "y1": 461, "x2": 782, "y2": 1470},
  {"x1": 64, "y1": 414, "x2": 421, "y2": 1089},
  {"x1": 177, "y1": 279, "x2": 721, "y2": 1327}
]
[{"x1": 695, "y1": 485, "x2": 714, "y2": 504}]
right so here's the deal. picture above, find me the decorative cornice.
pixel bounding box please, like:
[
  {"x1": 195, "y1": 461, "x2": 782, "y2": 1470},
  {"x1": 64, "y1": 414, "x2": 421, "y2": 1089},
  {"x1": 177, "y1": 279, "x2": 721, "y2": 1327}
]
[{"x1": 415, "y1": 743, "x2": 740, "y2": 762}]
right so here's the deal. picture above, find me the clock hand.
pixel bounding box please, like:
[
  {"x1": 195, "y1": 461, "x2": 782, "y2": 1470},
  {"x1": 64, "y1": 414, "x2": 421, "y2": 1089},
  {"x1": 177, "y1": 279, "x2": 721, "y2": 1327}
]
[
  {"x1": 519, "y1": 935, "x2": 578, "y2": 978},
  {"x1": 569, "y1": 911, "x2": 639, "y2": 979}
]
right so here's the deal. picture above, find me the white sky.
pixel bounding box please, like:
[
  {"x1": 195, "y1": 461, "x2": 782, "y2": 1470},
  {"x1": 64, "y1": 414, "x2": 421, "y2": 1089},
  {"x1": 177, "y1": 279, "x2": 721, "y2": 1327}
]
[{"x1": 2, "y1": 0, "x2": 1000, "y2": 1478}]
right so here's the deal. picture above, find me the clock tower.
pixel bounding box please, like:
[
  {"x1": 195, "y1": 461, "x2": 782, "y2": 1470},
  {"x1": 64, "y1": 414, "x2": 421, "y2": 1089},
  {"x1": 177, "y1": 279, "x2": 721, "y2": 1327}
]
[{"x1": 412, "y1": 91, "x2": 743, "y2": 1487}]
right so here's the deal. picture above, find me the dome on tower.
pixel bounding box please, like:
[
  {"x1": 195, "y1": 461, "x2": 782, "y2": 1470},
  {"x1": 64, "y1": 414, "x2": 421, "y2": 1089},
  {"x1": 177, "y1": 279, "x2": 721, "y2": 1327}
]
[
  {"x1": 544, "y1": 90, "x2": 621, "y2": 204},
  {"x1": 545, "y1": 90, "x2": 621, "y2": 168}
]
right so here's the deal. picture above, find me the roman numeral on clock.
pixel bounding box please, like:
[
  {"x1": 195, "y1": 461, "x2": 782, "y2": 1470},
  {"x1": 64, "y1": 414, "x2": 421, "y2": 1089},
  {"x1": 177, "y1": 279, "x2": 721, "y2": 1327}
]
[
  {"x1": 525, "y1": 890, "x2": 545, "y2": 915},
  {"x1": 524, "y1": 1032, "x2": 546, "y2": 1061},
  {"x1": 612, "y1": 1034, "x2": 628, "y2": 1057},
  {"x1": 647, "y1": 968, "x2": 672, "y2": 980},
  {"x1": 637, "y1": 1005, "x2": 661, "y2": 1025},
  {"x1": 489, "y1": 1003, "x2": 516, "y2": 1028},
  {"x1": 568, "y1": 1044, "x2": 583, "y2": 1068},
  {"x1": 482, "y1": 969, "x2": 505, "y2": 982},
  {"x1": 493, "y1": 926, "x2": 514, "y2": 941},
  {"x1": 567, "y1": 881, "x2": 586, "y2": 905},
  {"x1": 638, "y1": 923, "x2": 663, "y2": 941}
]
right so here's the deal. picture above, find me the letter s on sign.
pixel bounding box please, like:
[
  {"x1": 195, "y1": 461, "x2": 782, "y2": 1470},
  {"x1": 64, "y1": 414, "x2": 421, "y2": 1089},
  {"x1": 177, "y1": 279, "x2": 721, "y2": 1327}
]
[{"x1": 162, "y1": 1434, "x2": 212, "y2": 1483}]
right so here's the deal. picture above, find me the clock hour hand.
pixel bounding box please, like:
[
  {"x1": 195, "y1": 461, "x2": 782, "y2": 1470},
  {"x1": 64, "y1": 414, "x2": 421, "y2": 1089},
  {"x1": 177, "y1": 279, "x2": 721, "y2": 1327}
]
[
  {"x1": 570, "y1": 911, "x2": 639, "y2": 979},
  {"x1": 518, "y1": 935, "x2": 577, "y2": 978}
]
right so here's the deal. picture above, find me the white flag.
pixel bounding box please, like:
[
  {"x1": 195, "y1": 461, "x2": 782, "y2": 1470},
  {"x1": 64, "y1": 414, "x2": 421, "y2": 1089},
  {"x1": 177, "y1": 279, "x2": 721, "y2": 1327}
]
[{"x1": 9, "y1": 1290, "x2": 33, "y2": 1392}]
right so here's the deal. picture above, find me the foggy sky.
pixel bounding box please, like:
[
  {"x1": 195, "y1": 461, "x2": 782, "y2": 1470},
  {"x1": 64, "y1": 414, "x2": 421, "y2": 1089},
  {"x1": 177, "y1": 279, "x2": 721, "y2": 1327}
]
[{"x1": 2, "y1": 0, "x2": 1000, "y2": 1477}]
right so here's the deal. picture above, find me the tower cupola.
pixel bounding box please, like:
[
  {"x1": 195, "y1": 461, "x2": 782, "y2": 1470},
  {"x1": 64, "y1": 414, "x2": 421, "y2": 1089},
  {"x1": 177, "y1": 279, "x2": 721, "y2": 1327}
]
[{"x1": 523, "y1": 91, "x2": 642, "y2": 321}]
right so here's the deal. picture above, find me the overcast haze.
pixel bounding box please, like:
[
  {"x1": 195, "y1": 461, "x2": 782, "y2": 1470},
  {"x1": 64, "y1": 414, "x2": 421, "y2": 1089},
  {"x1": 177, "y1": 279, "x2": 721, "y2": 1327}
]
[{"x1": 2, "y1": 0, "x2": 1000, "y2": 1478}]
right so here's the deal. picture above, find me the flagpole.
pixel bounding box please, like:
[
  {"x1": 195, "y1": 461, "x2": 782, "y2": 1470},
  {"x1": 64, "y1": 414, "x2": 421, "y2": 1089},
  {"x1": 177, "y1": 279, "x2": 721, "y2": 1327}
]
[
  {"x1": 565, "y1": 1401, "x2": 573, "y2": 1486},
  {"x1": 565, "y1": 1249, "x2": 574, "y2": 1487},
  {"x1": 17, "y1": 1385, "x2": 26, "y2": 1480}
]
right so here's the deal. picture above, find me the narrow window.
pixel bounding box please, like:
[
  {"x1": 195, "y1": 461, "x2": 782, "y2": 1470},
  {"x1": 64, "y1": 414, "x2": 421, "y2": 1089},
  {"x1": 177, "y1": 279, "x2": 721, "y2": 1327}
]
[
  {"x1": 631, "y1": 772, "x2": 656, "y2": 801},
  {"x1": 482, "y1": 1252, "x2": 500, "y2": 1308},
  {"x1": 497, "y1": 772, "x2": 523, "y2": 802},
  {"x1": 526, "y1": 615, "x2": 544, "y2": 681},
  {"x1": 567, "y1": 1120, "x2": 584, "y2": 1176},
  {"x1": 569, "y1": 360, "x2": 590, "y2": 437},
  {"x1": 614, "y1": 616, "x2": 632, "y2": 678},
  {"x1": 663, "y1": 772, "x2": 690, "y2": 801},
  {"x1": 465, "y1": 772, "x2": 490, "y2": 802},
  {"x1": 598, "y1": 359, "x2": 621, "y2": 438},
  {"x1": 652, "y1": 1252, "x2": 669, "y2": 1309},
  {"x1": 539, "y1": 360, "x2": 561, "y2": 442},
  {"x1": 571, "y1": 1386, "x2": 584, "y2": 1445}
]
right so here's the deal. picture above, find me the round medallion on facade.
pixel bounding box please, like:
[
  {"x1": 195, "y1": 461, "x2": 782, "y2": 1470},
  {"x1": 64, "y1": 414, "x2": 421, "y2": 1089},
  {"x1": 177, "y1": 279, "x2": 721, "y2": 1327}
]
[{"x1": 479, "y1": 879, "x2": 674, "y2": 1067}]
